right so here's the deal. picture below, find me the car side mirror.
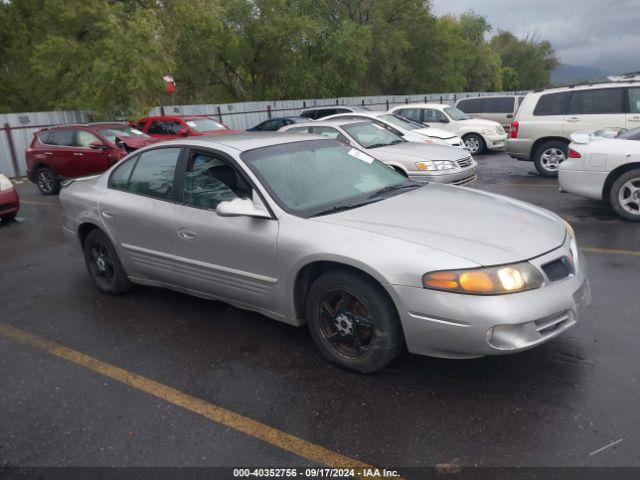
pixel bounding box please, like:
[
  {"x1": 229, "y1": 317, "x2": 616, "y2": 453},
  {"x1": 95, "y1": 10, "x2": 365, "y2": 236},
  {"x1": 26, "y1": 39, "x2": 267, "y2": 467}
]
[
  {"x1": 438, "y1": 118, "x2": 450, "y2": 123},
  {"x1": 89, "y1": 141, "x2": 108, "y2": 150},
  {"x1": 216, "y1": 195, "x2": 270, "y2": 219},
  {"x1": 506, "y1": 114, "x2": 514, "y2": 119},
  {"x1": 177, "y1": 127, "x2": 190, "y2": 136}
]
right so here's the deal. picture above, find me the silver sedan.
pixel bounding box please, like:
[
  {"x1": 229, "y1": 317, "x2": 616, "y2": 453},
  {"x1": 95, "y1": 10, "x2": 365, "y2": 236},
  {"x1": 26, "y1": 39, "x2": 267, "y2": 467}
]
[
  {"x1": 60, "y1": 134, "x2": 590, "y2": 373},
  {"x1": 280, "y1": 119, "x2": 477, "y2": 186}
]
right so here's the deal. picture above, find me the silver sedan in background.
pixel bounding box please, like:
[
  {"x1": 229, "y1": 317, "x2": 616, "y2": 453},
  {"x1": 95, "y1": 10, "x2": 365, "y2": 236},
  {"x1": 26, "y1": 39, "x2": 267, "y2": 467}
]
[
  {"x1": 280, "y1": 119, "x2": 477, "y2": 185},
  {"x1": 60, "y1": 134, "x2": 589, "y2": 373}
]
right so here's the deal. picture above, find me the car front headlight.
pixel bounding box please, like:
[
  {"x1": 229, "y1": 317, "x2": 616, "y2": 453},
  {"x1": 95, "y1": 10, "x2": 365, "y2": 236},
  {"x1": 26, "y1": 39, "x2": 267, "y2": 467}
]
[
  {"x1": 422, "y1": 137, "x2": 447, "y2": 145},
  {"x1": 0, "y1": 174, "x2": 14, "y2": 191},
  {"x1": 422, "y1": 262, "x2": 544, "y2": 295},
  {"x1": 415, "y1": 160, "x2": 456, "y2": 171}
]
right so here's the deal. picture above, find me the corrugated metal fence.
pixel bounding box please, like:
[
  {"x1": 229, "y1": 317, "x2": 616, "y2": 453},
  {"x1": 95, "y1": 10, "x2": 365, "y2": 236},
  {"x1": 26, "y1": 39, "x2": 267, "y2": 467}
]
[{"x1": 1, "y1": 91, "x2": 527, "y2": 178}]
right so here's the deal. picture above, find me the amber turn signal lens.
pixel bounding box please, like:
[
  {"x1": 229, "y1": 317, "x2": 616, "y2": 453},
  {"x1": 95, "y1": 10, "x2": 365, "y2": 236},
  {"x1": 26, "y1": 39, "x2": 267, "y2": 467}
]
[
  {"x1": 459, "y1": 271, "x2": 494, "y2": 293},
  {"x1": 423, "y1": 271, "x2": 458, "y2": 289}
]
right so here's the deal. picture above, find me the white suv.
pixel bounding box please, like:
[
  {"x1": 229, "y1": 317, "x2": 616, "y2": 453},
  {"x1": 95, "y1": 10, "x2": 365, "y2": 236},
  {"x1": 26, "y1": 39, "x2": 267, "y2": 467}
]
[
  {"x1": 388, "y1": 103, "x2": 507, "y2": 155},
  {"x1": 506, "y1": 81, "x2": 640, "y2": 176}
]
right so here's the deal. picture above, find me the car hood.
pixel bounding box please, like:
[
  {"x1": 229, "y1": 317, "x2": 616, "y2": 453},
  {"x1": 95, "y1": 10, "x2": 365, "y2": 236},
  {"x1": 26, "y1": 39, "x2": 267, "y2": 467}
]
[
  {"x1": 412, "y1": 127, "x2": 456, "y2": 140},
  {"x1": 312, "y1": 185, "x2": 565, "y2": 266},
  {"x1": 370, "y1": 142, "x2": 469, "y2": 161},
  {"x1": 458, "y1": 118, "x2": 502, "y2": 129}
]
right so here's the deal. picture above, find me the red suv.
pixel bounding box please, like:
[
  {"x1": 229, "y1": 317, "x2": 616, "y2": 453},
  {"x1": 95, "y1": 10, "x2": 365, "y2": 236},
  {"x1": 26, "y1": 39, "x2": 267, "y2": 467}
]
[
  {"x1": 26, "y1": 123, "x2": 158, "y2": 195},
  {"x1": 134, "y1": 115, "x2": 239, "y2": 139}
]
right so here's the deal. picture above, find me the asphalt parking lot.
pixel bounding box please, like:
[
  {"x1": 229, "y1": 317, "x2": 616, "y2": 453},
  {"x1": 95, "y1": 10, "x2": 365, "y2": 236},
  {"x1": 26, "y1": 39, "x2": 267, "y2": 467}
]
[{"x1": 1, "y1": 151, "x2": 639, "y2": 476}]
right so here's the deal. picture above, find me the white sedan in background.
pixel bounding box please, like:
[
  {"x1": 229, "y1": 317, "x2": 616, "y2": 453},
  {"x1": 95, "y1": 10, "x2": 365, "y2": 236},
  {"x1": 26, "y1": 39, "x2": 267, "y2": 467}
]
[
  {"x1": 322, "y1": 111, "x2": 465, "y2": 148},
  {"x1": 559, "y1": 128, "x2": 640, "y2": 221}
]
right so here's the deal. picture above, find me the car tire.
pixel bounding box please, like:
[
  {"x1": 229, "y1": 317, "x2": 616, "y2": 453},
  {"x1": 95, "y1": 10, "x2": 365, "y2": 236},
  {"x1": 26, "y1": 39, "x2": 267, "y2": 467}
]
[
  {"x1": 533, "y1": 141, "x2": 567, "y2": 177},
  {"x1": 305, "y1": 270, "x2": 403, "y2": 374},
  {"x1": 36, "y1": 166, "x2": 60, "y2": 195},
  {"x1": 83, "y1": 229, "x2": 132, "y2": 294},
  {"x1": 1, "y1": 212, "x2": 17, "y2": 222},
  {"x1": 463, "y1": 133, "x2": 486, "y2": 155},
  {"x1": 609, "y1": 169, "x2": 640, "y2": 221}
]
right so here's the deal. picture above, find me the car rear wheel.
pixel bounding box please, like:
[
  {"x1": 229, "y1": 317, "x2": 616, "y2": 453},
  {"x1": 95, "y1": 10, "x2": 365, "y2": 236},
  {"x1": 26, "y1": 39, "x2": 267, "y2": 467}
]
[
  {"x1": 36, "y1": 166, "x2": 60, "y2": 195},
  {"x1": 1, "y1": 212, "x2": 17, "y2": 222},
  {"x1": 534, "y1": 141, "x2": 567, "y2": 177},
  {"x1": 463, "y1": 133, "x2": 486, "y2": 155},
  {"x1": 305, "y1": 270, "x2": 403, "y2": 373},
  {"x1": 610, "y1": 169, "x2": 640, "y2": 221},
  {"x1": 83, "y1": 229, "x2": 132, "y2": 294}
]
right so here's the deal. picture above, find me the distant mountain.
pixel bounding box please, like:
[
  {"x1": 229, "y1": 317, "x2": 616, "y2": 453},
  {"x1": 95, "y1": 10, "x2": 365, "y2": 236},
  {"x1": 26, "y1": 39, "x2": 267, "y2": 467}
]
[{"x1": 551, "y1": 64, "x2": 610, "y2": 86}]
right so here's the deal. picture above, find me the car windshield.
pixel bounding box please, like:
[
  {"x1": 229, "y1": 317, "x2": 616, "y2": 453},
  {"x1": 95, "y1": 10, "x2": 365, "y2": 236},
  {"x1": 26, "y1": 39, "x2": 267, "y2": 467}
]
[
  {"x1": 341, "y1": 122, "x2": 406, "y2": 148},
  {"x1": 98, "y1": 127, "x2": 148, "y2": 143},
  {"x1": 241, "y1": 139, "x2": 419, "y2": 218},
  {"x1": 185, "y1": 118, "x2": 227, "y2": 132},
  {"x1": 618, "y1": 127, "x2": 640, "y2": 141},
  {"x1": 377, "y1": 114, "x2": 427, "y2": 131},
  {"x1": 444, "y1": 107, "x2": 470, "y2": 120}
]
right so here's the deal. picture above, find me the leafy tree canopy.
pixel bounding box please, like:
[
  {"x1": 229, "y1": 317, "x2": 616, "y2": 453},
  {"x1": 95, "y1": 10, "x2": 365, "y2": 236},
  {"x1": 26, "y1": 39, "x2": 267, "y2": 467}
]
[{"x1": 0, "y1": 0, "x2": 558, "y2": 118}]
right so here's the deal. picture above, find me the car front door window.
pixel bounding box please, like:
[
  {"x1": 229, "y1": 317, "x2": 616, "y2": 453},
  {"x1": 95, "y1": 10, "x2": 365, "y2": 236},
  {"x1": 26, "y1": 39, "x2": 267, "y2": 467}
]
[
  {"x1": 126, "y1": 148, "x2": 181, "y2": 200},
  {"x1": 182, "y1": 151, "x2": 251, "y2": 210}
]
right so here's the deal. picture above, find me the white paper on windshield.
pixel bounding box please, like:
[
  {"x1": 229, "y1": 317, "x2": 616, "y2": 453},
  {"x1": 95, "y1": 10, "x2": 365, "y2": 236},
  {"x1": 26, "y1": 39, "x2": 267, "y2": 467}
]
[
  {"x1": 348, "y1": 148, "x2": 374, "y2": 164},
  {"x1": 186, "y1": 121, "x2": 197, "y2": 127}
]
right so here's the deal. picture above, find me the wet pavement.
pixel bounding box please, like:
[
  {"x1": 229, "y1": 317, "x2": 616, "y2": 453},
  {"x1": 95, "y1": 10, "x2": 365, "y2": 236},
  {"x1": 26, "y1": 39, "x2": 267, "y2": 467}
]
[{"x1": 1, "y1": 152, "x2": 639, "y2": 473}]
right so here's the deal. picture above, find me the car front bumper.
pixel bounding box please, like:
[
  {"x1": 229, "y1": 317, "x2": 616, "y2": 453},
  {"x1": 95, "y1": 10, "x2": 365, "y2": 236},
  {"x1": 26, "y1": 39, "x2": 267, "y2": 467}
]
[
  {"x1": 481, "y1": 132, "x2": 508, "y2": 150},
  {"x1": 387, "y1": 235, "x2": 589, "y2": 359},
  {"x1": 0, "y1": 188, "x2": 20, "y2": 217},
  {"x1": 408, "y1": 165, "x2": 478, "y2": 186}
]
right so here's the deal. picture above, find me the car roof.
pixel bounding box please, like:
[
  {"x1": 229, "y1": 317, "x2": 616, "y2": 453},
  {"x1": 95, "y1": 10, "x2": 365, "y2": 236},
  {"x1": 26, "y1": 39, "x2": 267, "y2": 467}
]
[
  {"x1": 532, "y1": 81, "x2": 639, "y2": 95},
  {"x1": 145, "y1": 132, "x2": 331, "y2": 152},
  {"x1": 391, "y1": 103, "x2": 448, "y2": 109},
  {"x1": 303, "y1": 119, "x2": 372, "y2": 128},
  {"x1": 37, "y1": 122, "x2": 128, "y2": 133},
  {"x1": 137, "y1": 115, "x2": 212, "y2": 122}
]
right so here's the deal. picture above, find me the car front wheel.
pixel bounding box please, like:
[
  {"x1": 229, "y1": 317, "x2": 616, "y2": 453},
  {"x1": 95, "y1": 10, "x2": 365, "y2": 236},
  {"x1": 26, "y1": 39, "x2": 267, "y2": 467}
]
[
  {"x1": 463, "y1": 133, "x2": 486, "y2": 155},
  {"x1": 306, "y1": 270, "x2": 403, "y2": 373},
  {"x1": 83, "y1": 229, "x2": 132, "y2": 294},
  {"x1": 534, "y1": 141, "x2": 567, "y2": 177},
  {"x1": 610, "y1": 169, "x2": 640, "y2": 221}
]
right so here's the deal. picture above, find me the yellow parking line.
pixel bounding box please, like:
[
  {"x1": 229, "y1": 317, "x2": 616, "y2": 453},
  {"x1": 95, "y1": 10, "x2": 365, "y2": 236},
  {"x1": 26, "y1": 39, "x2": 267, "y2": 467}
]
[
  {"x1": 0, "y1": 322, "x2": 384, "y2": 478},
  {"x1": 582, "y1": 247, "x2": 640, "y2": 257}
]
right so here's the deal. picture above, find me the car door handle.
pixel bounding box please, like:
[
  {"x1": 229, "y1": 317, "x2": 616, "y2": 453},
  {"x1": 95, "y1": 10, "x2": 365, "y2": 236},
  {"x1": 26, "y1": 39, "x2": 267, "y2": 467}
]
[
  {"x1": 178, "y1": 228, "x2": 197, "y2": 240},
  {"x1": 73, "y1": 153, "x2": 83, "y2": 156},
  {"x1": 44, "y1": 152, "x2": 53, "y2": 155},
  {"x1": 566, "y1": 117, "x2": 580, "y2": 122},
  {"x1": 629, "y1": 116, "x2": 640, "y2": 122},
  {"x1": 100, "y1": 210, "x2": 115, "y2": 219}
]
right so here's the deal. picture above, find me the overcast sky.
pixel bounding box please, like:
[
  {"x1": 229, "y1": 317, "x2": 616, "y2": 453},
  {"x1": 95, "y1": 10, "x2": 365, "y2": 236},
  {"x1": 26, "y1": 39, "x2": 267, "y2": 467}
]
[{"x1": 432, "y1": 0, "x2": 640, "y2": 73}]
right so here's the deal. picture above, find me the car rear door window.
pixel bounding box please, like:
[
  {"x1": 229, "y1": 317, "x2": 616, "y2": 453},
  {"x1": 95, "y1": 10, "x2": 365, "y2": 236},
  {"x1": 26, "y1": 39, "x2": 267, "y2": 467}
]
[
  {"x1": 311, "y1": 126, "x2": 341, "y2": 139},
  {"x1": 424, "y1": 109, "x2": 448, "y2": 122},
  {"x1": 126, "y1": 148, "x2": 181, "y2": 200},
  {"x1": 48, "y1": 129, "x2": 76, "y2": 146},
  {"x1": 182, "y1": 151, "x2": 251, "y2": 210},
  {"x1": 457, "y1": 98, "x2": 484, "y2": 113},
  {"x1": 148, "y1": 121, "x2": 183, "y2": 135},
  {"x1": 109, "y1": 155, "x2": 138, "y2": 190},
  {"x1": 285, "y1": 126, "x2": 311, "y2": 133},
  {"x1": 533, "y1": 92, "x2": 570, "y2": 116},
  {"x1": 628, "y1": 87, "x2": 640, "y2": 113},
  {"x1": 567, "y1": 88, "x2": 624, "y2": 115},
  {"x1": 396, "y1": 108, "x2": 422, "y2": 122},
  {"x1": 483, "y1": 97, "x2": 515, "y2": 113}
]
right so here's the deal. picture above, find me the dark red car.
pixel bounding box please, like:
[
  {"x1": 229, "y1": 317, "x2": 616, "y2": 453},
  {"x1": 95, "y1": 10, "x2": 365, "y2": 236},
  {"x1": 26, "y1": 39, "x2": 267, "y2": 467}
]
[
  {"x1": 26, "y1": 123, "x2": 159, "y2": 195},
  {"x1": 134, "y1": 115, "x2": 239, "y2": 139},
  {"x1": 0, "y1": 173, "x2": 20, "y2": 222}
]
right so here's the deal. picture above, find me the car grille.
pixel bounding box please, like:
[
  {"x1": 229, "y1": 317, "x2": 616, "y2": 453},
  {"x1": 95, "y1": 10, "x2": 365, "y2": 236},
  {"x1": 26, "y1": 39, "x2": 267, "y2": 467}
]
[
  {"x1": 456, "y1": 157, "x2": 473, "y2": 168},
  {"x1": 497, "y1": 126, "x2": 505, "y2": 134},
  {"x1": 452, "y1": 174, "x2": 477, "y2": 186},
  {"x1": 534, "y1": 311, "x2": 572, "y2": 336},
  {"x1": 541, "y1": 257, "x2": 573, "y2": 282}
]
